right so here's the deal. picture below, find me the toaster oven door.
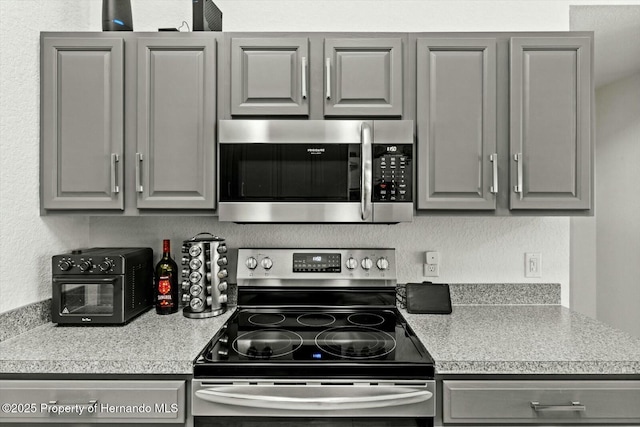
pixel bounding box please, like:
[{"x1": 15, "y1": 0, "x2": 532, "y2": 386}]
[{"x1": 52, "y1": 277, "x2": 124, "y2": 324}]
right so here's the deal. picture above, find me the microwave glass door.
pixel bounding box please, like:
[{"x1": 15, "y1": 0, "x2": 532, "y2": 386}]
[
  {"x1": 59, "y1": 282, "x2": 115, "y2": 315},
  {"x1": 220, "y1": 144, "x2": 361, "y2": 202}
]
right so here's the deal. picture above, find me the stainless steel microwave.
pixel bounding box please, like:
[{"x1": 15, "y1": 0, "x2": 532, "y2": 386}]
[{"x1": 218, "y1": 120, "x2": 414, "y2": 223}]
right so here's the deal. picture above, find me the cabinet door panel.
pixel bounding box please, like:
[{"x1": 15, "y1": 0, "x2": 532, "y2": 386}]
[
  {"x1": 324, "y1": 38, "x2": 403, "y2": 116},
  {"x1": 231, "y1": 38, "x2": 309, "y2": 115},
  {"x1": 137, "y1": 38, "x2": 216, "y2": 209},
  {"x1": 416, "y1": 39, "x2": 497, "y2": 209},
  {"x1": 41, "y1": 37, "x2": 124, "y2": 210},
  {"x1": 510, "y1": 37, "x2": 591, "y2": 209}
]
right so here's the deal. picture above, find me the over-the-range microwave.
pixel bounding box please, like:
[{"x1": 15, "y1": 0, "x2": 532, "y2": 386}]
[{"x1": 218, "y1": 120, "x2": 413, "y2": 223}]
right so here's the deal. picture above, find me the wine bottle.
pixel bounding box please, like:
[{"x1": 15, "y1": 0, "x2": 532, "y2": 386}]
[{"x1": 155, "y1": 239, "x2": 179, "y2": 314}]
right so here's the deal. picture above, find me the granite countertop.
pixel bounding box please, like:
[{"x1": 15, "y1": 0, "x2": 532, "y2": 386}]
[
  {"x1": 0, "y1": 309, "x2": 232, "y2": 375},
  {"x1": 2, "y1": 301, "x2": 640, "y2": 376},
  {"x1": 402, "y1": 305, "x2": 640, "y2": 375}
]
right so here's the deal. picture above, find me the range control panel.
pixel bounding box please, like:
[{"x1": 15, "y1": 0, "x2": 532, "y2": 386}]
[
  {"x1": 237, "y1": 248, "x2": 397, "y2": 286},
  {"x1": 373, "y1": 144, "x2": 412, "y2": 202}
]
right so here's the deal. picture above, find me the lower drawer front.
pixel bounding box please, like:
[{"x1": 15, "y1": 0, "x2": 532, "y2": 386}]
[
  {"x1": 443, "y1": 380, "x2": 640, "y2": 424},
  {"x1": 0, "y1": 380, "x2": 185, "y2": 424}
]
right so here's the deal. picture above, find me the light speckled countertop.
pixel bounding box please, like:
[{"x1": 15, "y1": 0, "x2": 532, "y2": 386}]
[
  {"x1": 2, "y1": 305, "x2": 640, "y2": 376},
  {"x1": 402, "y1": 305, "x2": 640, "y2": 375},
  {"x1": 0, "y1": 309, "x2": 232, "y2": 374}
]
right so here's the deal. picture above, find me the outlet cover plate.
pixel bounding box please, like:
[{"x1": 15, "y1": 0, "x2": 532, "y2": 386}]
[{"x1": 424, "y1": 263, "x2": 440, "y2": 277}]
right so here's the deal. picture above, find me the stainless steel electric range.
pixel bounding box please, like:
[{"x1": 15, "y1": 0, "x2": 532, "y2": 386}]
[{"x1": 192, "y1": 248, "x2": 435, "y2": 427}]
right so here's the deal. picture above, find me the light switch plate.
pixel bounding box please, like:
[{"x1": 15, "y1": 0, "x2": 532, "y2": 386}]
[{"x1": 525, "y1": 253, "x2": 542, "y2": 278}]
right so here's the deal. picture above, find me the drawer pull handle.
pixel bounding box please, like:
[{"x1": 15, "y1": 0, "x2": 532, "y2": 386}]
[{"x1": 530, "y1": 401, "x2": 586, "y2": 412}]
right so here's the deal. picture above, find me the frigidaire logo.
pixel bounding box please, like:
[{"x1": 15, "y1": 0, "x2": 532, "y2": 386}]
[{"x1": 307, "y1": 148, "x2": 325, "y2": 155}]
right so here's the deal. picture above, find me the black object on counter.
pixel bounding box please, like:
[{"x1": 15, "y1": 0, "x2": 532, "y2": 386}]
[
  {"x1": 102, "y1": 0, "x2": 133, "y2": 31},
  {"x1": 405, "y1": 282, "x2": 452, "y2": 314}
]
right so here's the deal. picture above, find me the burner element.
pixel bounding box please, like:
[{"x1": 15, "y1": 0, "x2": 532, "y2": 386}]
[
  {"x1": 315, "y1": 326, "x2": 396, "y2": 359},
  {"x1": 347, "y1": 313, "x2": 385, "y2": 327},
  {"x1": 296, "y1": 313, "x2": 336, "y2": 327},
  {"x1": 233, "y1": 329, "x2": 303, "y2": 359},
  {"x1": 248, "y1": 313, "x2": 286, "y2": 326}
]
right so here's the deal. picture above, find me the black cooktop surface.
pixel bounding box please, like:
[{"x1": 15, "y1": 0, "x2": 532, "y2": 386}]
[{"x1": 194, "y1": 308, "x2": 434, "y2": 379}]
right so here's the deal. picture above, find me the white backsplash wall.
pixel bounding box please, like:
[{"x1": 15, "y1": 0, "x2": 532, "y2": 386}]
[
  {"x1": 3, "y1": 0, "x2": 606, "y2": 314},
  {"x1": 89, "y1": 216, "x2": 570, "y2": 306}
]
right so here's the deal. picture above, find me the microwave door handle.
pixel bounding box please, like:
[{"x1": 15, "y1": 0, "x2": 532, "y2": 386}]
[{"x1": 360, "y1": 122, "x2": 373, "y2": 221}]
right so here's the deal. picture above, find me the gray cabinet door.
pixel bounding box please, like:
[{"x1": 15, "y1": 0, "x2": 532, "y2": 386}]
[
  {"x1": 41, "y1": 37, "x2": 124, "y2": 210},
  {"x1": 136, "y1": 37, "x2": 216, "y2": 209},
  {"x1": 416, "y1": 38, "x2": 497, "y2": 209},
  {"x1": 231, "y1": 38, "x2": 309, "y2": 115},
  {"x1": 324, "y1": 38, "x2": 403, "y2": 116},
  {"x1": 510, "y1": 37, "x2": 592, "y2": 209}
]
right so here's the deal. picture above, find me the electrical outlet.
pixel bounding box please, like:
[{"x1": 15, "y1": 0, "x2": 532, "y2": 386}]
[
  {"x1": 525, "y1": 253, "x2": 542, "y2": 278},
  {"x1": 424, "y1": 263, "x2": 439, "y2": 277}
]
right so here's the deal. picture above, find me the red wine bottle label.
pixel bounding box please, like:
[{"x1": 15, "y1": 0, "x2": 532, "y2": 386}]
[{"x1": 157, "y1": 275, "x2": 174, "y2": 307}]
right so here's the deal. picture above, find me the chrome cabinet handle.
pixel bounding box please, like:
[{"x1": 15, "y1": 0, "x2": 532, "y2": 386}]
[
  {"x1": 135, "y1": 152, "x2": 144, "y2": 193},
  {"x1": 513, "y1": 152, "x2": 523, "y2": 200},
  {"x1": 301, "y1": 56, "x2": 307, "y2": 99},
  {"x1": 489, "y1": 153, "x2": 498, "y2": 194},
  {"x1": 110, "y1": 153, "x2": 120, "y2": 194},
  {"x1": 325, "y1": 57, "x2": 331, "y2": 100},
  {"x1": 530, "y1": 401, "x2": 586, "y2": 412},
  {"x1": 360, "y1": 122, "x2": 373, "y2": 221}
]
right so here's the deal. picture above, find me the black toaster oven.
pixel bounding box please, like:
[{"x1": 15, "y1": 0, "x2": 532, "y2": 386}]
[{"x1": 52, "y1": 247, "x2": 153, "y2": 325}]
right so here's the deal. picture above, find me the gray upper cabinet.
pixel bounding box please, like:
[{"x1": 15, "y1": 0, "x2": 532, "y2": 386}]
[
  {"x1": 41, "y1": 37, "x2": 124, "y2": 210},
  {"x1": 416, "y1": 38, "x2": 497, "y2": 209},
  {"x1": 230, "y1": 37, "x2": 309, "y2": 116},
  {"x1": 510, "y1": 37, "x2": 592, "y2": 210},
  {"x1": 324, "y1": 38, "x2": 403, "y2": 116},
  {"x1": 136, "y1": 37, "x2": 216, "y2": 209}
]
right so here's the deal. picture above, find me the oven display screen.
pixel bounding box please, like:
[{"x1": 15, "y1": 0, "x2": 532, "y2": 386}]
[{"x1": 293, "y1": 253, "x2": 341, "y2": 273}]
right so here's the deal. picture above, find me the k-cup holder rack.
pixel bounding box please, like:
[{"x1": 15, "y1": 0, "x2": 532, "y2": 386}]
[{"x1": 181, "y1": 233, "x2": 228, "y2": 318}]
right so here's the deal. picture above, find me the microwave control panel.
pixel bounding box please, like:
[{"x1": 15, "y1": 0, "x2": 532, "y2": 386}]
[{"x1": 373, "y1": 144, "x2": 412, "y2": 202}]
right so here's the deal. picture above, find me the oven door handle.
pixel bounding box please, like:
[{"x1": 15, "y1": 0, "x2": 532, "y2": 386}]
[
  {"x1": 195, "y1": 386, "x2": 433, "y2": 411},
  {"x1": 360, "y1": 122, "x2": 373, "y2": 221}
]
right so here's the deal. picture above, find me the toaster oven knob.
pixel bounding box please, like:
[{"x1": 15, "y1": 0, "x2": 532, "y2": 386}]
[
  {"x1": 245, "y1": 257, "x2": 258, "y2": 270},
  {"x1": 78, "y1": 260, "x2": 92, "y2": 272},
  {"x1": 376, "y1": 257, "x2": 389, "y2": 271},
  {"x1": 98, "y1": 260, "x2": 113, "y2": 272},
  {"x1": 345, "y1": 257, "x2": 358, "y2": 270},
  {"x1": 217, "y1": 269, "x2": 228, "y2": 279},
  {"x1": 57, "y1": 260, "x2": 73, "y2": 271},
  {"x1": 217, "y1": 256, "x2": 228, "y2": 266},
  {"x1": 361, "y1": 257, "x2": 373, "y2": 271},
  {"x1": 218, "y1": 281, "x2": 228, "y2": 292},
  {"x1": 217, "y1": 244, "x2": 227, "y2": 254},
  {"x1": 219, "y1": 294, "x2": 228, "y2": 304},
  {"x1": 260, "y1": 257, "x2": 273, "y2": 270}
]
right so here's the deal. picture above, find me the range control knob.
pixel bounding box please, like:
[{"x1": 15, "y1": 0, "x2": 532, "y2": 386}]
[
  {"x1": 245, "y1": 257, "x2": 258, "y2": 270},
  {"x1": 98, "y1": 260, "x2": 113, "y2": 272},
  {"x1": 217, "y1": 256, "x2": 228, "y2": 266},
  {"x1": 217, "y1": 244, "x2": 227, "y2": 254},
  {"x1": 361, "y1": 257, "x2": 373, "y2": 271},
  {"x1": 219, "y1": 294, "x2": 228, "y2": 304},
  {"x1": 376, "y1": 257, "x2": 389, "y2": 271},
  {"x1": 261, "y1": 257, "x2": 273, "y2": 270},
  {"x1": 57, "y1": 261, "x2": 73, "y2": 271},
  {"x1": 218, "y1": 281, "x2": 228, "y2": 292},
  {"x1": 345, "y1": 257, "x2": 358, "y2": 270},
  {"x1": 78, "y1": 260, "x2": 92, "y2": 272}
]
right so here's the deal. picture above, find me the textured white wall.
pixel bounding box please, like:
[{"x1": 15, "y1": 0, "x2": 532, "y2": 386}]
[
  {"x1": 3, "y1": 0, "x2": 624, "y2": 315},
  {"x1": 594, "y1": 72, "x2": 640, "y2": 338}
]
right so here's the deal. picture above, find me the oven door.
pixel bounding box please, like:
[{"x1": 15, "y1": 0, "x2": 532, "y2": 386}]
[
  {"x1": 193, "y1": 379, "x2": 435, "y2": 426},
  {"x1": 218, "y1": 120, "x2": 372, "y2": 223},
  {"x1": 52, "y1": 277, "x2": 124, "y2": 324}
]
